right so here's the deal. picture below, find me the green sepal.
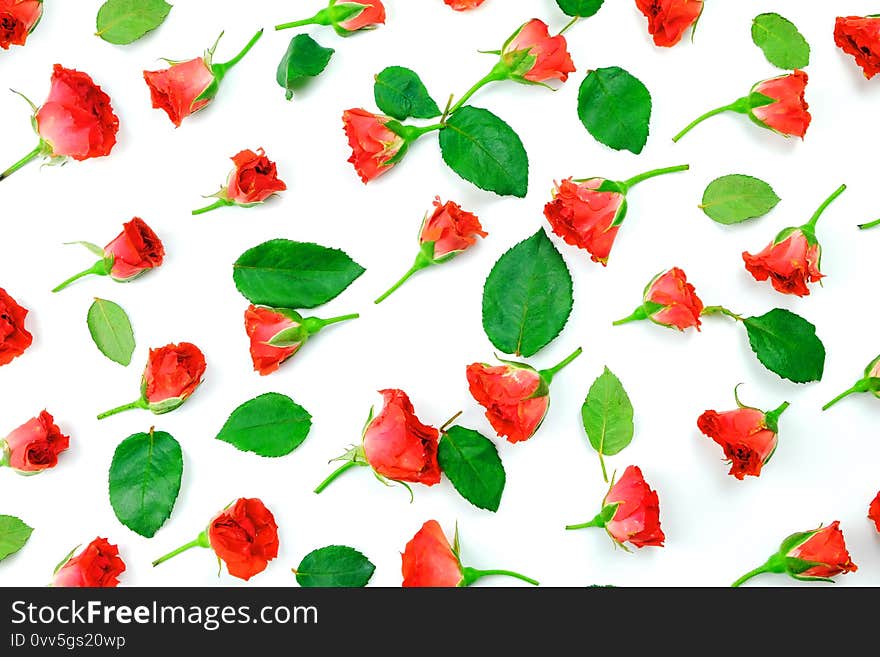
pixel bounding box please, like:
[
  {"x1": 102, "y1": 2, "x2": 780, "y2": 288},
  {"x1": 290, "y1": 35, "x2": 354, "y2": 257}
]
[
  {"x1": 53, "y1": 545, "x2": 80, "y2": 575},
  {"x1": 762, "y1": 401, "x2": 790, "y2": 434},
  {"x1": 772, "y1": 225, "x2": 800, "y2": 245},
  {"x1": 147, "y1": 396, "x2": 186, "y2": 415},
  {"x1": 777, "y1": 528, "x2": 817, "y2": 556},
  {"x1": 322, "y1": 1, "x2": 374, "y2": 37}
]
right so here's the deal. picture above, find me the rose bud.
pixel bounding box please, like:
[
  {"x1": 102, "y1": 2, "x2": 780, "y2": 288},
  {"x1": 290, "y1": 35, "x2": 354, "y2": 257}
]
[
  {"x1": 97, "y1": 342, "x2": 206, "y2": 419},
  {"x1": 697, "y1": 386, "x2": 790, "y2": 480},
  {"x1": 732, "y1": 521, "x2": 857, "y2": 587},
  {"x1": 743, "y1": 184, "x2": 846, "y2": 297},
  {"x1": 402, "y1": 520, "x2": 538, "y2": 587},
  {"x1": 835, "y1": 16, "x2": 880, "y2": 79},
  {"x1": 276, "y1": 0, "x2": 386, "y2": 36},
  {"x1": 566, "y1": 465, "x2": 665, "y2": 549},
  {"x1": 614, "y1": 267, "x2": 704, "y2": 331},
  {"x1": 143, "y1": 29, "x2": 263, "y2": 127},
  {"x1": 499, "y1": 19, "x2": 575, "y2": 84},
  {"x1": 466, "y1": 347, "x2": 582, "y2": 444},
  {"x1": 869, "y1": 492, "x2": 880, "y2": 533},
  {"x1": 153, "y1": 498, "x2": 279, "y2": 581},
  {"x1": 0, "y1": 0, "x2": 42, "y2": 50},
  {"x1": 51, "y1": 538, "x2": 125, "y2": 588},
  {"x1": 342, "y1": 108, "x2": 419, "y2": 183},
  {"x1": 822, "y1": 353, "x2": 880, "y2": 411},
  {"x1": 374, "y1": 197, "x2": 487, "y2": 303},
  {"x1": 673, "y1": 70, "x2": 811, "y2": 142},
  {"x1": 0, "y1": 287, "x2": 33, "y2": 367},
  {"x1": 1, "y1": 411, "x2": 69, "y2": 475},
  {"x1": 52, "y1": 217, "x2": 165, "y2": 292},
  {"x1": 245, "y1": 305, "x2": 359, "y2": 375},
  {"x1": 192, "y1": 148, "x2": 287, "y2": 215},
  {"x1": 1, "y1": 64, "x2": 119, "y2": 181},
  {"x1": 315, "y1": 389, "x2": 443, "y2": 495},
  {"x1": 544, "y1": 165, "x2": 689, "y2": 265},
  {"x1": 635, "y1": 0, "x2": 704, "y2": 47},
  {"x1": 444, "y1": 0, "x2": 486, "y2": 10}
]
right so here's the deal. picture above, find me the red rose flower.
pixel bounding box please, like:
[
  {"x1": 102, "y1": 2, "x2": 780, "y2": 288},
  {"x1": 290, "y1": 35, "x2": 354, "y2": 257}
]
[
  {"x1": 342, "y1": 108, "x2": 407, "y2": 183},
  {"x1": 0, "y1": 0, "x2": 42, "y2": 50},
  {"x1": 544, "y1": 178, "x2": 623, "y2": 265},
  {"x1": 338, "y1": 0, "x2": 385, "y2": 32},
  {"x1": 208, "y1": 498, "x2": 279, "y2": 581},
  {"x1": 52, "y1": 538, "x2": 125, "y2": 588},
  {"x1": 501, "y1": 18, "x2": 576, "y2": 83},
  {"x1": 567, "y1": 465, "x2": 665, "y2": 549},
  {"x1": 823, "y1": 353, "x2": 880, "y2": 410},
  {"x1": 615, "y1": 267, "x2": 703, "y2": 331},
  {"x1": 869, "y1": 492, "x2": 880, "y2": 533},
  {"x1": 834, "y1": 16, "x2": 880, "y2": 79},
  {"x1": 275, "y1": 0, "x2": 385, "y2": 35},
  {"x1": 2, "y1": 411, "x2": 69, "y2": 474},
  {"x1": 193, "y1": 148, "x2": 287, "y2": 214},
  {"x1": 0, "y1": 287, "x2": 33, "y2": 367},
  {"x1": 635, "y1": 0, "x2": 703, "y2": 47},
  {"x1": 444, "y1": 0, "x2": 485, "y2": 10}
]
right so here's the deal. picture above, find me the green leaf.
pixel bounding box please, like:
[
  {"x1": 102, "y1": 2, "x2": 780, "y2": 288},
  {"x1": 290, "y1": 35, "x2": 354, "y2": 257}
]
[
  {"x1": 743, "y1": 309, "x2": 825, "y2": 383},
  {"x1": 0, "y1": 515, "x2": 33, "y2": 561},
  {"x1": 577, "y1": 66, "x2": 652, "y2": 154},
  {"x1": 295, "y1": 545, "x2": 375, "y2": 587},
  {"x1": 276, "y1": 34, "x2": 335, "y2": 101},
  {"x1": 556, "y1": 0, "x2": 604, "y2": 17},
  {"x1": 216, "y1": 393, "x2": 312, "y2": 458},
  {"x1": 581, "y1": 367, "x2": 634, "y2": 456},
  {"x1": 233, "y1": 239, "x2": 365, "y2": 308},
  {"x1": 108, "y1": 430, "x2": 183, "y2": 538},
  {"x1": 751, "y1": 13, "x2": 810, "y2": 70},
  {"x1": 482, "y1": 229, "x2": 573, "y2": 357},
  {"x1": 96, "y1": 0, "x2": 172, "y2": 45},
  {"x1": 438, "y1": 426, "x2": 505, "y2": 512},
  {"x1": 87, "y1": 298, "x2": 135, "y2": 366},
  {"x1": 700, "y1": 175, "x2": 781, "y2": 225},
  {"x1": 374, "y1": 66, "x2": 441, "y2": 120},
  {"x1": 440, "y1": 106, "x2": 529, "y2": 198}
]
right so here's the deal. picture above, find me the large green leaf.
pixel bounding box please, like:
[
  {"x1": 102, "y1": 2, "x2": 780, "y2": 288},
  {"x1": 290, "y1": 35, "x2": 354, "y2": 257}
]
[
  {"x1": 556, "y1": 0, "x2": 604, "y2": 17},
  {"x1": 294, "y1": 545, "x2": 375, "y2": 587},
  {"x1": 0, "y1": 515, "x2": 33, "y2": 561},
  {"x1": 87, "y1": 298, "x2": 135, "y2": 366},
  {"x1": 743, "y1": 309, "x2": 825, "y2": 383},
  {"x1": 438, "y1": 426, "x2": 505, "y2": 512},
  {"x1": 700, "y1": 174, "x2": 781, "y2": 225},
  {"x1": 751, "y1": 13, "x2": 810, "y2": 70},
  {"x1": 581, "y1": 367, "x2": 634, "y2": 457},
  {"x1": 96, "y1": 0, "x2": 171, "y2": 45},
  {"x1": 440, "y1": 106, "x2": 529, "y2": 198},
  {"x1": 216, "y1": 393, "x2": 312, "y2": 458},
  {"x1": 109, "y1": 430, "x2": 183, "y2": 538},
  {"x1": 233, "y1": 239, "x2": 365, "y2": 308},
  {"x1": 482, "y1": 229, "x2": 573, "y2": 357},
  {"x1": 276, "y1": 34, "x2": 335, "y2": 101},
  {"x1": 374, "y1": 66, "x2": 440, "y2": 120},
  {"x1": 578, "y1": 66, "x2": 651, "y2": 154}
]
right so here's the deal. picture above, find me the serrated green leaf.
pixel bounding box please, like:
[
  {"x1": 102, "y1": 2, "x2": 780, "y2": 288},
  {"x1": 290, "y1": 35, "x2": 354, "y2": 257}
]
[
  {"x1": 751, "y1": 13, "x2": 810, "y2": 70},
  {"x1": 438, "y1": 426, "x2": 505, "y2": 512},
  {"x1": 109, "y1": 430, "x2": 182, "y2": 538},
  {"x1": 96, "y1": 0, "x2": 171, "y2": 45},
  {"x1": 581, "y1": 367, "x2": 634, "y2": 456},
  {"x1": 482, "y1": 229, "x2": 573, "y2": 357},
  {"x1": 233, "y1": 239, "x2": 365, "y2": 308},
  {"x1": 374, "y1": 66, "x2": 441, "y2": 120},
  {"x1": 87, "y1": 298, "x2": 135, "y2": 366},
  {"x1": 440, "y1": 106, "x2": 529, "y2": 198},
  {"x1": 556, "y1": 0, "x2": 604, "y2": 17},
  {"x1": 743, "y1": 309, "x2": 825, "y2": 383},
  {"x1": 276, "y1": 34, "x2": 335, "y2": 101},
  {"x1": 578, "y1": 66, "x2": 651, "y2": 154},
  {"x1": 216, "y1": 393, "x2": 312, "y2": 458},
  {"x1": 0, "y1": 515, "x2": 33, "y2": 561},
  {"x1": 295, "y1": 545, "x2": 375, "y2": 587},
  {"x1": 700, "y1": 174, "x2": 781, "y2": 225}
]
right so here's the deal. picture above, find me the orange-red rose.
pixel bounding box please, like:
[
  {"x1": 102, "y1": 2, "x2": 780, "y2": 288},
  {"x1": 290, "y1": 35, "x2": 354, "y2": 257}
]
[
  {"x1": 785, "y1": 522, "x2": 857, "y2": 579},
  {"x1": 225, "y1": 148, "x2": 287, "y2": 204},
  {"x1": 420, "y1": 197, "x2": 486, "y2": 259},
  {"x1": 105, "y1": 218, "x2": 165, "y2": 281},
  {"x1": 466, "y1": 361, "x2": 549, "y2": 444},
  {"x1": 338, "y1": 0, "x2": 385, "y2": 32},
  {"x1": 544, "y1": 178, "x2": 624, "y2": 265},
  {"x1": 52, "y1": 538, "x2": 125, "y2": 588},
  {"x1": 2, "y1": 411, "x2": 69, "y2": 474},
  {"x1": 0, "y1": 287, "x2": 32, "y2": 367},
  {"x1": 208, "y1": 498, "x2": 279, "y2": 581},
  {"x1": 143, "y1": 342, "x2": 206, "y2": 411},
  {"x1": 751, "y1": 71, "x2": 811, "y2": 138},
  {"x1": 635, "y1": 0, "x2": 703, "y2": 47},
  {"x1": 834, "y1": 16, "x2": 880, "y2": 79},
  {"x1": 743, "y1": 229, "x2": 821, "y2": 297},
  {"x1": 502, "y1": 18, "x2": 575, "y2": 83},
  {"x1": 0, "y1": 0, "x2": 42, "y2": 49},
  {"x1": 869, "y1": 492, "x2": 880, "y2": 533},
  {"x1": 342, "y1": 108, "x2": 406, "y2": 183},
  {"x1": 244, "y1": 305, "x2": 301, "y2": 376},
  {"x1": 144, "y1": 58, "x2": 215, "y2": 127},
  {"x1": 401, "y1": 520, "x2": 463, "y2": 587},
  {"x1": 444, "y1": 0, "x2": 485, "y2": 10}
]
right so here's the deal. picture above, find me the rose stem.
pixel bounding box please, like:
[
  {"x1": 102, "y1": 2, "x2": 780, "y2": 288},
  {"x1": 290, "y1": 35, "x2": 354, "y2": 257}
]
[
  {"x1": 192, "y1": 199, "x2": 232, "y2": 215},
  {"x1": 448, "y1": 64, "x2": 508, "y2": 116},
  {"x1": 822, "y1": 380, "x2": 870, "y2": 411},
  {"x1": 0, "y1": 144, "x2": 42, "y2": 182},
  {"x1": 214, "y1": 29, "x2": 264, "y2": 74},
  {"x1": 540, "y1": 347, "x2": 583, "y2": 383},
  {"x1": 858, "y1": 218, "x2": 880, "y2": 230},
  {"x1": 460, "y1": 567, "x2": 539, "y2": 587},
  {"x1": 313, "y1": 461, "x2": 364, "y2": 494},
  {"x1": 152, "y1": 532, "x2": 210, "y2": 568},
  {"x1": 621, "y1": 164, "x2": 690, "y2": 190},
  {"x1": 672, "y1": 101, "x2": 746, "y2": 143},
  {"x1": 274, "y1": 16, "x2": 320, "y2": 31},
  {"x1": 97, "y1": 399, "x2": 148, "y2": 420},
  {"x1": 804, "y1": 184, "x2": 846, "y2": 230}
]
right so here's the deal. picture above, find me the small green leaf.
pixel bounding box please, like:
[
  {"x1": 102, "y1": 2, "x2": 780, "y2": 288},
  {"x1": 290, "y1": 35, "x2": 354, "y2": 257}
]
[
  {"x1": 581, "y1": 367, "x2": 634, "y2": 456},
  {"x1": 233, "y1": 239, "x2": 365, "y2": 308},
  {"x1": 440, "y1": 106, "x2": 529, "y2": 198},
  {"x1": 374, "y1": 66, "x2": 441, "y2": 120},
  {"x1": 109, "y1": 430, "x2": 183, "y2": 538},
  {"x1": 751, "y1": 13, "x2": 810, "y2": 70},
  {"x1": 96, "y1": 0, "x2": 172, "y2": 45},
  {"x1": 578, "y1": 66, "x2": 652, "y2": 154},
  {"x1": 556, "y1": 0, "x2": 604, "y2": 17},
  {"x1": 438, "y1": 426, "x2": 505, "y2": 512},
  {"x1": 87, "y1": 298, "x2": 135, "y2": 366},
  {"x1": 276, "y1": 34, "x2": 335, "y2": 101},
  {"x1": 482, "y1": 229, "x2": 573, "y2": 357},
  {"x1": 216, "y1": 393, "x2": 312, "y2": 458},
  {"x1": 0, "y1": 515, "x2": 33, "y2": 561},
  {"x1": 295, "y1": 545, "x2": 375, "y2": 587},
  {"x1": 743, "y1": 309, "x2": 825, "y2": 383},
  {"x1": 700, "y1": 174, "x2": 781, "y2": 225}
]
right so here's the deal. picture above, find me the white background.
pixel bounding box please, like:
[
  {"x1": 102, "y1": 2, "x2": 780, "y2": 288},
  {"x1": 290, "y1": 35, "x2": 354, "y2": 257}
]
[{"x1": 1, "y1": 0, "x2": 879, "y2": 588}]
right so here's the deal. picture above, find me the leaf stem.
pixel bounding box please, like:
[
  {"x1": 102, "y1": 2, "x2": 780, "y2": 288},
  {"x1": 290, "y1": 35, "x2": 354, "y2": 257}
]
[
  {"x1": 672, "y1": 101, "x2": 744, "y2": 143},
  {"x1": 192, "y1": 198, "x2": 233, "y2": 215},
  {"x1": 314, "y1": 461, "x2": 365, "y2": 494},
  {"x1": 858, "y1": 218, "x2": 880, "y2": 230},
  {"x1": 460, "y1": 566, "x2": 539, "y2": 587},
  {"x1": 51, "y1": 260, "x2": 110, "y2": 293},
  {"x1": 558, "y1": 16, "x2": 579, "y2": 35},
  {"x1": 214, "y1": 29, "x2": 263, "y2": 76},
  {"x1": 804, "y1": 184, "x2": 846, "y2": 230},
  {"x1": 621, "y1": 164, "x2": 690, "y2": 190},
  {"x1": 448, "y1": 64, "x2": 508, "y2": 116},
  {"x1": 701, "y1": 305, "x2": 744, "y2": 322},
  {"x1": 598, "y1": 452, "x2": 608, "y2": 483},
  {"x1": 0, "y1": 144, "x2": 42, "y2": 182},
  {"x1": 540, "y1": 346, "x2": 583, "y2": 383},
  {"x1": 439, "y1": 411, "x2": 463, "y2": 433},
  {"x1": 97, "y1": 398, "x2": 148, "y2": 420},
  {"x1": 152, "y1": 531, "x2": 210, "y2": 568}
]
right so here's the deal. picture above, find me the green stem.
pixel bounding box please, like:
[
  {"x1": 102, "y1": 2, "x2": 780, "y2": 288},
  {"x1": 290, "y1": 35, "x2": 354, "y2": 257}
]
[
  {"x1": 374, "y1": 253, "x2": 432, "y2": 304},
  {"x1": 214, "y1": 29, "x2": 263, "y2": 77},
  {"x1": 97, "y1": 398, "x2": 148, "y2": 420},
  {"x1": 540, "y1": 347, "x2": 583, "y2": 383},
  {"x1": 731, "y1": 564, "x2": 770, "y2": 588},
  {"x1": 612, "y1": 306, "x2": 649, "y2": 326},
  {"x1": 460, "y1": 567, "x2": 539, "y2": 587},
  {"x1": 621, "y1": 164, "x2": 690, "y2": 191},
  {"x1": 152, "y1": 531, "x2": 210, "y2": 568},
  {"x1": 0, "y1": 144, "x2": 42, "y2": 181},
  {"x1": 672, "y1": 102, "x2": 744, "y2": 143},
  {"x1": 439, "y1": 410, "x2": 463, "y2": 434},
  {"x1": 274, "y1": 15, "x2": 320, "y2": 31},
  {"x1": 858, "y1": 218, "x2": 880, "y2": 230},
  {"x1": 804, "y1": 184, "x2": 846, "y2": 230},
  {"x1": 51, "y1": 260, "x2": 109, "y2": 293},
  {"x1": 558, "y1": 15, "x2": 579, "y2": 35},
  {"x1": 318, "y1": 313, "x2": 360, "y2": 327},
  {"x1": 598, "y1": 452, "x2": 608, "y2": 483},
  {"x1": 565, "y1": 512, "x2": 606, "y2": 531},
  {"x1": 314, "y1": 461, "x2": 365, "y2": 494},
  {"x1": 822, "y1": 379, "x2": 869, "y2": 411},
  {"x1": 448, "y1": 65, "x2": 507, "y2": 115},
  {"x1": 701, "y1": 305, "x2": 744, "y2": 322},
  {"x1": 192, "y1": 198, "x2": 232, "y2": 215},
  {"x1": 764, "y1": 401, "x2": 790, "y2": 432}
]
